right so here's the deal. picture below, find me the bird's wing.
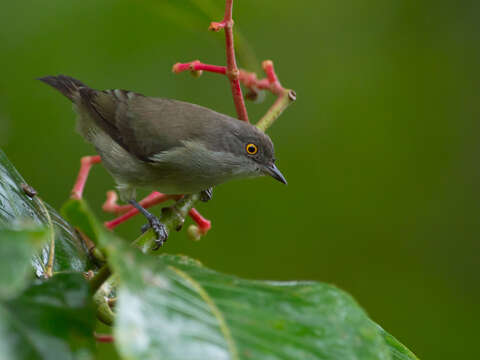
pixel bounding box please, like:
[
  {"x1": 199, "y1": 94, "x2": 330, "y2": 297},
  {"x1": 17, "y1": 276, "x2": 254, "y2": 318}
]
[
  {"x1": 79, "y1": 88, "x2": 234, "y2": 162},
  {"x1": 78, "y1": 88, "x2": 137, "y2": 157}
]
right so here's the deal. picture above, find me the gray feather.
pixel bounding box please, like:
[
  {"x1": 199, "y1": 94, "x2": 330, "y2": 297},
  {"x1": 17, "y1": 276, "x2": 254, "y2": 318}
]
[
  {"x1": 39, "y1": 75, "x2": 87, "y2": 101},
  {"x1": 39, "y1": 75, "x2": 280, "y2": 199}
]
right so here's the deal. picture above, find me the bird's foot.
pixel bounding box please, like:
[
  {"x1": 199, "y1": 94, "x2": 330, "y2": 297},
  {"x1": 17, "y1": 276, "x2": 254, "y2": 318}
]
[
  {"x1": 200, "y1": 187, "x2": 213, "y2": 202},
  {"x1": 141, "y1": 215, "x2": 168, "y2": 250}
]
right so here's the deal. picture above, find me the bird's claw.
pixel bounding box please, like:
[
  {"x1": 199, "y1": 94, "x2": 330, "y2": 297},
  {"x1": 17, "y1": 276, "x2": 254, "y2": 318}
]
[
  {"x1": 200, "y1": 187, "x2": 213, "y2": 202},
  {"x1": 141, "y1": 216, "x2": 168, "y2": 250}
]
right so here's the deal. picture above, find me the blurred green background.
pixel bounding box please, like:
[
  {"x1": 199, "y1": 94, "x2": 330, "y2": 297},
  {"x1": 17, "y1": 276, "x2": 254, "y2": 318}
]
[{"x1": 1, "y1": 0, "x2": 479, "y2": 358}]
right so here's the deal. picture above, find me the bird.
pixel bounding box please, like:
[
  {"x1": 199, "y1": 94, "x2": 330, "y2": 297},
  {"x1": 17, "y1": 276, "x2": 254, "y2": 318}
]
[{"x1": 39, "y1": 75, "x2": 286, "y2": 248}]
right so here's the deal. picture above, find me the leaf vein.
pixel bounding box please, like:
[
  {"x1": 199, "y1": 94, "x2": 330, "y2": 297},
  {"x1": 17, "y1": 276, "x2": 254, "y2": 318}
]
[{"x1": 168, "y1": 265, "x2": 239, "y2": 360}]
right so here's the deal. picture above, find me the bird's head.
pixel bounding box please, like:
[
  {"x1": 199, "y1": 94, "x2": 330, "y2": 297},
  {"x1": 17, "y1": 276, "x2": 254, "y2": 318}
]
[{"x1": 208, "y1": 120, "x2": 287, "y2": 185}]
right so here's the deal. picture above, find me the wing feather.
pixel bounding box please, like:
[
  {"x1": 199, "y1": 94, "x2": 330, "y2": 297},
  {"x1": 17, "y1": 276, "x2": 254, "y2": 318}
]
[{"x1": 78, "y1": 88, "x2": 238, "y2": 162}]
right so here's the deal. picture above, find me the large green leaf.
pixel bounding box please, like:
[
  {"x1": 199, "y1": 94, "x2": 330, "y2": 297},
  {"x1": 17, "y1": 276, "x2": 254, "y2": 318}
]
[
  {"x1": 0, "y1": 154, "x2": 97, "y2": 359},
  {"x1": 112, "y1": 252, "x2": 396, "y2": 360},
  {"x1": 0, "y1": 273, "x2": 96, "y2": 360},
  {"x1": 0, "y1": 228, "x2": 48, "y2": 300},
  {"x1": 0, "y1": 150, "x2": 91, "y2": 275},
  {"x1": 377, "y1": 325, "x2": 419, "y2": 360},
  {"x1": 63, "y1": 199, "x2": 419, "y2": 360}
]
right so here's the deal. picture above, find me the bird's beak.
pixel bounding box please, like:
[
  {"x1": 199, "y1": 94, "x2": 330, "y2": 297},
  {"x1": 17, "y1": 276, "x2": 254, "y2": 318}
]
[{"x1": 264, "y1": 163, "x2": 287, "y2": 185}]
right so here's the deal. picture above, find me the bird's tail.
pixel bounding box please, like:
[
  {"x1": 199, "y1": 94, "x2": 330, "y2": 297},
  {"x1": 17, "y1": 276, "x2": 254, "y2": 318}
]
[{"x1": 38, "y1": 75, "x2": 88, "y2": 102}]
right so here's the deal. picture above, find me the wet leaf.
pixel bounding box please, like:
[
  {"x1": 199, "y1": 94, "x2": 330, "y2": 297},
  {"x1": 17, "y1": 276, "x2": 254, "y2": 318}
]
[
  {"x1": 61, "y1": 198, "x2": 116, "y2": 258},
  {"x1": 110, "y1": 250, "x2": 419, "y2": 360},
  {"x1": 0, "y1": 150, "x2": 91, "y2": 275},
  {"x1": 0, "y1": 273, "x2": 96, "y2": 360},
  {"x1": 0, "y1": 228, "x2": 48, "y2": 299},
  {"x1": 377, "y1": 325, "x2": 419, "y2": 360},
  {"x1": 63, "y1": 192, "x2": 419, "y2": 360}
]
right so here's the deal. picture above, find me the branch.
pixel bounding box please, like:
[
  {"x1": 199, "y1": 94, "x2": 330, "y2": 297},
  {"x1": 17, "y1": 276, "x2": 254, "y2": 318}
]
[
  {"x1": 68, "y1": 0, "x2": 294, "y2": 261},
  {"x1": 173, "y1": 60, "x2": 285, "y2": 96},
  {"x1": 242, "y1": 60, "x2": 296, "y2": 131},
  {"x1": 213, "y1": 0, "x2": 248, "y2": 122},
  {"x1": 90, "y1": 265, "x2": 112, "y2": 293},
  {"x1": 173, "y1": 60, "x2": 226, "y2": 76},
  {"x1": 71, "y1": 155, "x2": 101, "y2": 200},
  {"x1": 172, "y1": 0, "x2": 248, "y2": 121},
  {"x1": 173, "y1": 60, "x2": 296, "y2": 132},
  {"x1": 35, "y1": 196, "x2": 56, "y2": 278},
  {"x1": 132, "y1": 194, "x2": 201, "y2": 253},
  {"x1": 94, "y1": 333, "x2": 114, "y2": 343},
  {"x1": 103, "y1": 191, "x2": 211, "y2": 240}
]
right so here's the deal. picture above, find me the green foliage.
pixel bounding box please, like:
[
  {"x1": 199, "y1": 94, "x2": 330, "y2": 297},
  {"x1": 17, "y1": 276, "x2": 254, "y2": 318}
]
[
  {"x1": 0, "y1": 152, "x2": 96, "y2": 359},
  {"x1": 0, "y1": 150, "x2": 92, "y2": 275},
  {"x1": 63, "y1": 194, "x2": 417, "y2": 359},
  {"x1": 2, "y1": 1, "x2": 479, "y2": 356},
  {"x1": 113, "y1": 253, "x2": 392, "y2": 360},
  {"x1": 0, "y1": 273, "x2": 96, "y2": 360},
  {"x1": 378, "y1": 326, "x2": 419, "y2": 360},
  {"x1": 0, "y1": 151, "x2": 418, "y2": 359},
  {"x1": 0, "y1": 228, "x2": 48, "y2": 299}
]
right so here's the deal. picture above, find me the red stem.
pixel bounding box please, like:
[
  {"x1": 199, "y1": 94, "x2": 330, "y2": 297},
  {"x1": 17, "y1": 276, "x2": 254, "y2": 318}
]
[
  {"x1": 173, "y1": 61, "x2": 226, "y2": 75},
  {"x1": 68, "y1": 156, "x2": 211, "y2": 235},
  {"x1": 103, "y1": 191, "x2": 173, "y2": 215},
  {"x1": 188, "y1": 208, "x2": 212, "y2": 234},
  {"x1": 174, "y1": 60, "x2": 286, "y2": 97},
  {"x1": 103, "y1": 191, "x2": 211, "y2": 235},
  {"x1": 174, "y1": 2, "x2": 294, "y2": 123},
  {"x1": 104, "y1": 207, "x2": 139, "y2": 230},
  {"x1": 104, "y1": 191, "x2": 175, "y2": 229},
  {"x1": 71, "y1": 155, "x2": 101, "y2": 199},
  {"x1": 261, "y1": 60, "x2": 284, "y2": 94},
  {"x1": 213, "y1": 0, "x2": 249, "y2": 122},
  {"x1": 94, "y1": 333, "x2": 114, "y2": 343},
  {"x1": 224, "y1": 0, "x2": 233, "y2": 21}
]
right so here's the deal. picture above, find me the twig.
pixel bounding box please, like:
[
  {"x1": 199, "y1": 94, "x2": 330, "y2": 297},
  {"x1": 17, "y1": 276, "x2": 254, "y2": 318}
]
[
  {"x1": 172, "y1": 0, "x2": 248, "y2": 121},
  {"x1": 132, "y1": 194, "x2": 201, "y2": 253},
  {"x1": 76, "y1": 229, "x2": 106, "y2": 264},
  {"x1": 173, "y1": 59, "x2": 296, "y2": 132},
  {"x1": 213, "y1": 0, "x2": 248, "y2": 122},
  {"x1": 256, "y1": 88, "x2": 296, "y2": 132},
  {"x1": 94, "y1": 333, "x2": 114, "y2": 343},
  {"x1": 188, "y1": 208, "x2": 211, "y2": 236},
  {"x1": 173, "y1": 60, "x2": 227, "y2": 76},
  {"x1": 35, "y1": 196, "x2": 55, "y2": 278},
  {"x1": 71, "y1": 155, "x2": 101, "y2": 200},
  {"x1": 103, "y1": 191, "x2": 175, "y2": 218},
  {"x1": 103, "y1": 191, "x2": 211, "y2": 239},
  {"x1": 90, "y1": 265, "x2": 112, "y2": 293}
]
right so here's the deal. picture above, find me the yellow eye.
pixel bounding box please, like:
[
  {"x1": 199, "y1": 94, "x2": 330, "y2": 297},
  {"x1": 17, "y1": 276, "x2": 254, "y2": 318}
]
[{"x1": 246, "y1": 143, "x2": 258, "y2": 155}]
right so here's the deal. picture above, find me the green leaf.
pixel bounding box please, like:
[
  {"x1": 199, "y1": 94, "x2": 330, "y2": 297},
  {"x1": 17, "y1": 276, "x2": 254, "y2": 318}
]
[
  {"x1": 61, "y1": 198, "x2": 117, "y2": 258},
  {"x1": 0, "y1": 150, "x2": 91, "y2": 275},
  {"x1": 0, "y1": 228, "x2": 48, "y2": 299},
  {"x1": 0, "y1": 273, "x2": 96, "y2": 360},
  {"x1": 112, "y1": 251, "x2": 409, "y2": 360},
  {"x1": 377, "y1": 325, "x2": 419, "y2": 360},
  {"x1": 64, "y1": 194, "x2": 418, "y2": 360},
  {"x1": 112, "y1": 249, "x2": 418, "y2": 359}
]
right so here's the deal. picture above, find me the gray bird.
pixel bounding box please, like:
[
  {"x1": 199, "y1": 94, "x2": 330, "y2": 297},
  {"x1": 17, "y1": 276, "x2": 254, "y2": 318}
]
[{"x1": 39, "y1": 75, "x2": 286, "y2": 247}]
